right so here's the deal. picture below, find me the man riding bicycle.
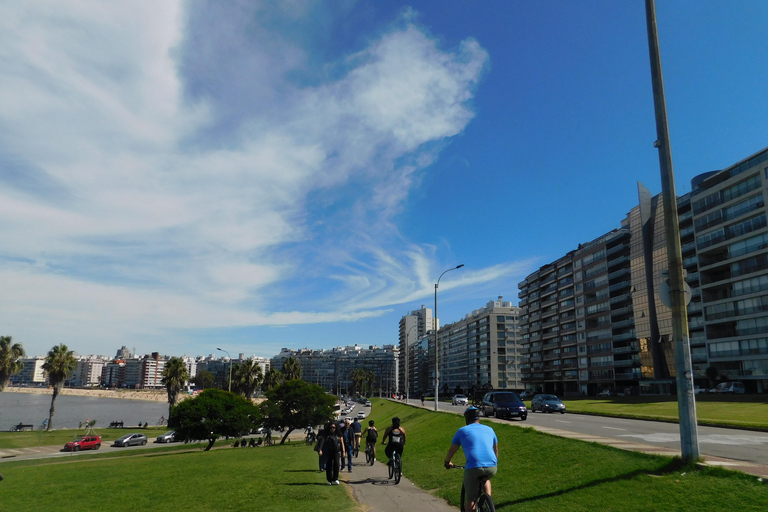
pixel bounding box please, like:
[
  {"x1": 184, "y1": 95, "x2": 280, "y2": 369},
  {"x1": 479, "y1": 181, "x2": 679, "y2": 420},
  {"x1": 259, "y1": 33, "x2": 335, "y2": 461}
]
[
  {"x1": 352, "y1": 417, "x2": 362, "y2": 455},
  {"x1": 382, "y1": 416, "x2": 406, "y2": 465},
  {"x1": 444, "y1": 407, "x2": 498, "y2": 512}
]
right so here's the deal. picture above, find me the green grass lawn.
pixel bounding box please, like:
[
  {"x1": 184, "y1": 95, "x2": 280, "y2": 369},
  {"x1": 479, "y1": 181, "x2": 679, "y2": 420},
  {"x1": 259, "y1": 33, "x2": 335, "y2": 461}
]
[
  {"x1": 1, "y1": 398, "x2": 767, "y2": 511},
  {"x1": 560, "y1": 394, "x2": 768, "y2": 430}
]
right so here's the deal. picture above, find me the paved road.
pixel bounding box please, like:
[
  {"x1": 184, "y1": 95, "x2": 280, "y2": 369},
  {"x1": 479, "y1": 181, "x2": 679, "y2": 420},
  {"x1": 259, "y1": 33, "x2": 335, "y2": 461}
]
[{"x1": 402, "y1": 397, "x2": 768, "y2": 476}]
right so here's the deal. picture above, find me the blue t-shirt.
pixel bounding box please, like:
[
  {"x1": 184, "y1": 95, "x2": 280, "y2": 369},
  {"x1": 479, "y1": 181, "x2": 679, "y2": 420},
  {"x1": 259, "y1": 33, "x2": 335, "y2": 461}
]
[{"x1": 451, "y1": 423, "x2": 498, "y2": 469}]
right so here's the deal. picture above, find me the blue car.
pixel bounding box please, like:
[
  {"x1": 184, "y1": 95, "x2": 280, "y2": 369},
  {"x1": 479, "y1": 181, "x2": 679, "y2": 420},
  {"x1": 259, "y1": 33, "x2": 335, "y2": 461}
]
[{"x1": 480, "y1": 391, "x2": 527, "y2": 421}]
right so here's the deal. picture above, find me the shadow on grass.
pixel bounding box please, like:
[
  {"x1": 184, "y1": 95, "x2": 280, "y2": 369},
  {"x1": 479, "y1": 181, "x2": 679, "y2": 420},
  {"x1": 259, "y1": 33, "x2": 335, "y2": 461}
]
[
  {"x1": 285, "y1": 469, "x2": 323, "y2": 473},
  {"x1": 494, "y1": 459, "x2": 688, "y2": 510}
]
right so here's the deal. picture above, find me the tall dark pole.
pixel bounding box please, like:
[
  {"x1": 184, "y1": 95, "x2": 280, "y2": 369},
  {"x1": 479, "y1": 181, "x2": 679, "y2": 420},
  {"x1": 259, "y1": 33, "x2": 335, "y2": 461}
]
[
  {"x1": 216, "y1": 347, "x2": 232, "y2": 393},
  {"x1": 406, "y1": 324, "x2": 417, "y2": 402},
  {"x1": 434, "y1": 264, "x2": 464, "y2": 411},
  {"x1": 645, "y1": 0, "x2": 699, "y2": 461}
]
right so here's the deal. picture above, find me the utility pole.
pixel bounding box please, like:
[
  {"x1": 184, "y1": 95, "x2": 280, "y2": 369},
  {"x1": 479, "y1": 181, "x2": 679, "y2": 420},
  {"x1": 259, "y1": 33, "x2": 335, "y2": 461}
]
[{"x1": 645, "y1": 0, "x2": 700, "y2": 461}]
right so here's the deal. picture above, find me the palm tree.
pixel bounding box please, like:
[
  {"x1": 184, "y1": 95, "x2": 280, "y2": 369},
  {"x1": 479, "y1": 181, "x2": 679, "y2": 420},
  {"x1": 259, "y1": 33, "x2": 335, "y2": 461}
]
[
  {"x1": 161, "y1": 357, "x2": 189, "y2": 419},
  {"x1": 365, "y1": 370, "x2": 376, "y2": 397},
  {"x1": 42, "y1": 344, "x2": 77, "y2": 431},
  {"x1": 350, "y1": 368, "x2": 367, "y2": 396},
  {"x1": 231, "y1": 360, "x2": 263, "y2": 399},
  {"x1": 281, "y1": 357, "x2": 302, "y2": 381},
  {"x1": 0, "y1": 336, "x2": 25, "y2": 392},
  {"x1": 261, "y1": 368, "x2": 283, "y2": 392}
]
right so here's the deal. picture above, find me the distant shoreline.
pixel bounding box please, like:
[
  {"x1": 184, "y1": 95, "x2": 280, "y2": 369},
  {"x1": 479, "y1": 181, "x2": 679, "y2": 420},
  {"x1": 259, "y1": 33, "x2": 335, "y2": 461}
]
[{"x1": 4, "y1": 386, "x2": 174, "y2": 403}]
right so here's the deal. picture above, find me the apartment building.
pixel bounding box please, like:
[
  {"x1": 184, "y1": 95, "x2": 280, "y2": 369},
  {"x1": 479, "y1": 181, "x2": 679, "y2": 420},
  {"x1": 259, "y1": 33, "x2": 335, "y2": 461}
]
[
  {"x1": 271, "y1": 344, "x2": 399, "y2": 396},
  {"x1": 398, "y1": 305, "x2": 433, "y2": 397},
  {"x1": 520, "y1": 147, "x2": 768, "y2": 395},
  {"x1": 692, "y1": 148, "x2": 768, "y2": 392},
  {"x1": 430, "y1": 297, "x2": 522, "y2": 394},
  {"x1": 10, "y1": 356, "x2": 46, "y2": 385}
]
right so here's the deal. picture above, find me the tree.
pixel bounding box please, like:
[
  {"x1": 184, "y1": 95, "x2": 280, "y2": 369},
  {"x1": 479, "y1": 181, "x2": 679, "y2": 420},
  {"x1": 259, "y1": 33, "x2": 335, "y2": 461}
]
[
  {"x1": 168, "y1": 389, "x2": 260, "y2": 451},
  {"x1": 161, "y1": 357, "x2": 189, "y2": 419},
  {"x1": 260, "y1": 380, "x2": 336, "y2": 444},
  {"x1": 350, "y1": 368, "x2": 367, "y2": 396},
  {"x1": 365, "y1": 370, "x2": 376, "y2": 397},
  {"x1": 281, "y1": 357, "x2": 302, "y2": 381},
  {"x1": 192, "y1": 369, "x2": 215, "y2": 389},
  {"x1": 0, "y1": 336, "x2": 25, "y2": 392},
  {"x1": 42, "y1": 344, "x2": 77, "y2": 431},
  {"x1": 705, "y1": 366, "x2": 720, "y2": 388},
  {"x1": 261, "y1": 368, "x2": 283, "y2": 392},
  {"x1": 231, "y1": 360, "x2": 263, "y2": 399}
]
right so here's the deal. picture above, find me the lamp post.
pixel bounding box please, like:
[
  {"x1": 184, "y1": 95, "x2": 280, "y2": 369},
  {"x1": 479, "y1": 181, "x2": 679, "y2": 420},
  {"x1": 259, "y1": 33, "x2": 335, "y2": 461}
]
[
  {"x1": 216, "y1": 347, "x2": 232, "y2": 393},
  {"x1": 406, "y1": 324, "x2": 417, "y2": 402},
  {"x1": 434, "y1": 264, "x2": 464, "y2": 411}
]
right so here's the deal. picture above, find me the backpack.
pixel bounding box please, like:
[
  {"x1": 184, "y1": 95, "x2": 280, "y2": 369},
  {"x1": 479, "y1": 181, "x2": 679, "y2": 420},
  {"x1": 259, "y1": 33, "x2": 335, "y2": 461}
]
[
  {"x1": 389, "y1": 428, "x2": 404, "y2": 445},
  {"x1": 366, "y1": 428, "x2": 378, "y2": 442}
]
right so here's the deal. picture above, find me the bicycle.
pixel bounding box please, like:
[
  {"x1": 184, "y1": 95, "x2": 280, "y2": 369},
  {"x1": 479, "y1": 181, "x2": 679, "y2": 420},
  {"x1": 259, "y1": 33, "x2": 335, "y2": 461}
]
[
  {"x1": 365, "y1": 442, "x2": 375, "y2": 465},
  {"x1": 387, "y1": 451, "x2": 402, "y2": 485},
  {"x1": 353, "y1": 436, "x2": 360, "y2": 458},
  {"x1": 305, "y1": 432, "x2": 316, "y2": 445},
  {"x1": 450, "y1": 465, "x2": 495, "y2": 512}
]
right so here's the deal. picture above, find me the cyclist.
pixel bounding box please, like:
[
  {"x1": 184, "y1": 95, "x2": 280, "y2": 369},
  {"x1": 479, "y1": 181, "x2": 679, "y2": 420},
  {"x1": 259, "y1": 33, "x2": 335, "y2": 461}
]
[
  {"x1": 352, "y1": 418, "x2": 362, "y2": 455},
  {"x1": 444, "y1": 407, "x2": 498, "y2": 512},
  {"x1": 305, "y1": 424, "x2": 316, "y2": 443},
  {"x1": 381, "y1": 416, "x2": 406, "y2": 466},
  {"x1": 363, "y1": 420, "x2": 378, "y2": 457}
]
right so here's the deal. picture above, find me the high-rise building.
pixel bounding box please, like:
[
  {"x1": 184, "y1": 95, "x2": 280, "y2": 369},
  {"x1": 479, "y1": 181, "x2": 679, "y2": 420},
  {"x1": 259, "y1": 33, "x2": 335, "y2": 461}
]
[
  {"x1": 398, "y1": 305, "x2": 433, "y2": 397},
  {"x1": 431, "y1": 297, "x2": 522, "y2": 395},
  {"x1": 520, "y1": 146, "x2": 768, "y2": 395}
]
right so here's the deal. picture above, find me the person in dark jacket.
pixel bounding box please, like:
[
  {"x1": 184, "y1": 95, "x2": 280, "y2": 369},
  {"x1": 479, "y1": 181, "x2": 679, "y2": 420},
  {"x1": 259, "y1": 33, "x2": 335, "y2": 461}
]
[{"x1": 318, "y1": 422, "x2": 344, "y2": 484}]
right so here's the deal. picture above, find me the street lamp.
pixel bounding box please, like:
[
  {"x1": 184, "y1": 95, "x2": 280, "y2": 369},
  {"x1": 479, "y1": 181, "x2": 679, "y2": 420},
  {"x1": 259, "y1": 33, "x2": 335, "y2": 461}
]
[
  {"x1": 435, "y1": 264, "x2": 464, "y2": 411},
  {"x1": 216, "y1": 347, "x2": 232, "y2": 392},
  {"x1": 406, "y1": 324, "x2": 417, "y2": 402}
]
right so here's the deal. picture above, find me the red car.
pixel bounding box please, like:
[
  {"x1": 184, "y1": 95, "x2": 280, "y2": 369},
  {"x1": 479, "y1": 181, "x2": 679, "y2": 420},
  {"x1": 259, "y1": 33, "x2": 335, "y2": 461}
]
[{"x1": 63, "y1": 435, "x2": 102, "y2": 451}]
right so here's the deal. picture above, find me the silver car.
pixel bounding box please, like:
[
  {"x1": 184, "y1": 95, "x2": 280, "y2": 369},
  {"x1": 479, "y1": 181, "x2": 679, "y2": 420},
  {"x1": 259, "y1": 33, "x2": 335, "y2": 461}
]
[
  {"x1": 531, "y1": 394, "x2": 566, "y2": 414},
  {"x1": 155, "y1": 431, "x2": 176, "y2": 443},
  {"x1": 451, "y1": 394, "x2": 469, "y2": 406},
  {"x1": 113, "y1": 433, "x2": 148, "y2": 447}
]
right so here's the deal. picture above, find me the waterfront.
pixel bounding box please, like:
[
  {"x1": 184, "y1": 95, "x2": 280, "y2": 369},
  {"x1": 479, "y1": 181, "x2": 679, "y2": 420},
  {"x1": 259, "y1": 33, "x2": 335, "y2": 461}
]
[{"x1": 0, "y1": 391, "x2": 170, "y2": 430}]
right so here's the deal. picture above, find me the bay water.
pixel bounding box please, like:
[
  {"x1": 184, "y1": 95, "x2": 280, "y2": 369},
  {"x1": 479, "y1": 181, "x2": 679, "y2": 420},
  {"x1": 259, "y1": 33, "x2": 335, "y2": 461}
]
[{"x1": 0, "y1": 392, "x2": 169, "y2": 431}]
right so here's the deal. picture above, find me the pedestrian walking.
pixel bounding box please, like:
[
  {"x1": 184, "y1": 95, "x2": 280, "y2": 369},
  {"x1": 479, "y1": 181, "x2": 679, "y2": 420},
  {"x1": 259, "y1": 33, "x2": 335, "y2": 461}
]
[{"x1": 318, "y1": 422, "x2": 343, "y2": 485}]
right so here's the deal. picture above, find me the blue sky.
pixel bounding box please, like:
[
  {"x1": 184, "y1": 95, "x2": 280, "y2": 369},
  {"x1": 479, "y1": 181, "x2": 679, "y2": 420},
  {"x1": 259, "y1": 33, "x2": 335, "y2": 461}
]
[{"x1": 2, "y1": 1, "x2": 767, "y2": 359}]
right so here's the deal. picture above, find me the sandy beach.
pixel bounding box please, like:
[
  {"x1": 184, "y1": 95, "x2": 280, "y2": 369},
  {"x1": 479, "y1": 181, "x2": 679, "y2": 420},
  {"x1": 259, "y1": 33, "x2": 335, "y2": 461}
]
[{"x1": 4, "y1": 386, "x2": 173, "y2": 402}]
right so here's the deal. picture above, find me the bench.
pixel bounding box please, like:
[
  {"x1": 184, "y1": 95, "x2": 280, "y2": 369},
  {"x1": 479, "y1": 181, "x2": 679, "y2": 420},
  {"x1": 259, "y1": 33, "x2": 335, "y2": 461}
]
[
  {"x1": 108, "y1": 421, "x2": 124, "y2": 428},
  {"x1": 10, "y1": 423, "x2": 34, "y2": 432}
]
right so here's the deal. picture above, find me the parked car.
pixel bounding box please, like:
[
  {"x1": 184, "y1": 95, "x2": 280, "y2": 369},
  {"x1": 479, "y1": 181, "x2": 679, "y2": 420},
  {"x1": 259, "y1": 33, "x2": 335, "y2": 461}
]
[
  {"x1": 155, "y1": 431, "x2": 176, "y2": 443},
  {"x1": 518, "y1": 390, "x2": 533, "y2": 399},
  {"x1": 597, "y1": 389, "x2": 614, "y2": 397},
  {"x1": 364, "y1": 400, "x2": 371, "y2": 407},
  {"x1": 356, "y1": 411, "x2": 366, "y2": 420},
  {"x1": 480, "y1": 391, "x2": 527, "y2": 421},
  {"x1": 63, "y1": 435, "x2": 101, "y2": 452},
  {"x1": 452, "y1": 394, "x2": 469, "y2": 406},
  {"x1": 113, "y1": 433, "x2": 148, "y2": 447},
  {"x1": 693, "y1": 386, "x2": 707, "y2": 395},
  {"x1": 714, "y1": 381, "x2": 745, "y2": 394},
  {"x1": 531, "y1": 394, "x2": 566, "y2": 414}
]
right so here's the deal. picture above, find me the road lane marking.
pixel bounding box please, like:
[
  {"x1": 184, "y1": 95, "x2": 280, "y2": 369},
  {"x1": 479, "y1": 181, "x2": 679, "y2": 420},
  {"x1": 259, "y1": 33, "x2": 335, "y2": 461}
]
[{"x1": 603, "y1": 426, "x2": 626, "y2": 431}]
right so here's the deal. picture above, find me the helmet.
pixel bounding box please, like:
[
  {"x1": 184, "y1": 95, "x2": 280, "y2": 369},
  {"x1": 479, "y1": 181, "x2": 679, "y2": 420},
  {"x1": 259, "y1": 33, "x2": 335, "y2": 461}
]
[
  {"x1": 392, "y1": 417, "x2": 401, "y2": 428},
  {"x1": 368, "y1": 420, "x2": 374, "y2": 426},
  {"x1": 464, "y1": 406, "x2": 480, "y2": 424}
]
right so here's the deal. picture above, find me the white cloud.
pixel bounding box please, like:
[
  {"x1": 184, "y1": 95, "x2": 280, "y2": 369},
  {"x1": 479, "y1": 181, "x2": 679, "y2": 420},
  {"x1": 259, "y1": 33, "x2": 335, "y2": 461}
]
[{"x1": 0, "y1": 2, "x2": 516, "y2": 356}]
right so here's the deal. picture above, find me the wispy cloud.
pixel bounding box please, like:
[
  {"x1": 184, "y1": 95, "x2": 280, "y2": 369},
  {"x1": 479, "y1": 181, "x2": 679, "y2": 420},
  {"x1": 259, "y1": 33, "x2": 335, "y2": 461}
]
[{"x1": 0, "y1": 1, "x2": 527, "y2": 355}]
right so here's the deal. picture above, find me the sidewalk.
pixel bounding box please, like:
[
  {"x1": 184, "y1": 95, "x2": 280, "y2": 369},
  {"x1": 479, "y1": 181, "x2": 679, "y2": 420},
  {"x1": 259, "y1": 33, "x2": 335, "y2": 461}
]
[{"x1": 338, "y1": 452, "x2": 456, "y2": 512}]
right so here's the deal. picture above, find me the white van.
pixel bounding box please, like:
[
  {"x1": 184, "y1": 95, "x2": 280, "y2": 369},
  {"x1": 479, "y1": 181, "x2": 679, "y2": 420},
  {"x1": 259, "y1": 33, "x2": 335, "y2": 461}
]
[{"x1": 715, "y1": 381, "x2": 745, "y2": 394}]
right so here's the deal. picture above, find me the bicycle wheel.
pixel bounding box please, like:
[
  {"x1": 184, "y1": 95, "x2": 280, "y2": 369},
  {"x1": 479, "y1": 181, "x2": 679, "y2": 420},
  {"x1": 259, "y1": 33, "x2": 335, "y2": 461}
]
[
  {"x1": 354, "y1": 442, "x2": 359, "y2": 458},
  {"x1": 460, "y1": 484, "x2": 466, "y2": 512},
  {"x1": 393, "y1": 453, "x2": 401, "y2": 485},
  {"x1": 388, "y1": 456, "x2": 394, "y2": 479},
  {"x1": 365, "y1": 447, "x2": 372, "y2": 464},
  {"x1": 476, "y1": 494, "x2": 496, "y2": 512}
]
